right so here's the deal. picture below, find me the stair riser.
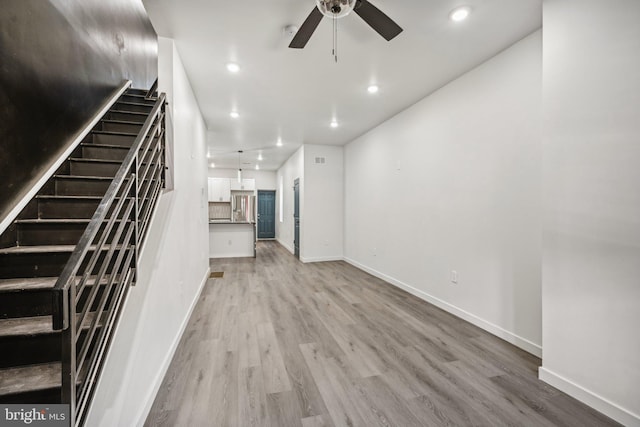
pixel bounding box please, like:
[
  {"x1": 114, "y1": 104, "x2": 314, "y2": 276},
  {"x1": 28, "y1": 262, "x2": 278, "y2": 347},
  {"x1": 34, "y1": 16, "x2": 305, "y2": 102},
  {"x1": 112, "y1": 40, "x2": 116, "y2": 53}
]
[
  {"x1": 18, "y1": 221, "x2": 129, "y2": 246},
  {"x1": 106, "y1": 111, "x2": 147, "y2": 123},
  {"x1": 0, "y1": 291, "x2": 52, "y2": 318},
  {"x1": 91, "y1": 133, "x2": 136, "y2": 146},
  {"x1": 114, "y1": 102, "x2": 153, "y2": 114},
  {"x1": 0, "y1": 251, "x2": 113, "y2": 279},
  {"x1": 126, "y1": 88, "x2": 148, "y2": 95},
  {"x1": 54, "y1": 179, "x2": 111, "y2": 197},
  {"x1": 0, "y1": 387, "x2": 60, "y2": 404},
  {"x1": 0, "y1": 285, "x2": 111, "y2": 319},
  {"x1": 101, "y1": 121, "x2": 143, "y2": 134},
  {"x1": 0, "y1": 334, "x2": 60, "y2": 369},
  {"x1": 119, "y1": 94, "x2": 155, "y2": 105},
  {"x1": 69, "y1": 161, "x2": 121, "y2": 178},
  {"x1": 0, "y1": 224, "x2": 17, "y2": 249},
  {"x1": 38, "y1": 198, "x2": 132, "y2": 220},
  {"x1": 81, "y1": 145, "x2": 129, "y2": 161},
  {"x1": 38, "y1": 199, "x2": 100, "y2": 219}
]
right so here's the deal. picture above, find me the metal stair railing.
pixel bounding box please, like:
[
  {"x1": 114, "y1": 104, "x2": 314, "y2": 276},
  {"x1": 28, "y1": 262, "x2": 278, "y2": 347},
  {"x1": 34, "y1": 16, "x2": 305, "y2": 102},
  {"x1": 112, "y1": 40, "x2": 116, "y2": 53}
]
[{"x1": 52, "y1": 92, "x2": 167, "y2": 426}]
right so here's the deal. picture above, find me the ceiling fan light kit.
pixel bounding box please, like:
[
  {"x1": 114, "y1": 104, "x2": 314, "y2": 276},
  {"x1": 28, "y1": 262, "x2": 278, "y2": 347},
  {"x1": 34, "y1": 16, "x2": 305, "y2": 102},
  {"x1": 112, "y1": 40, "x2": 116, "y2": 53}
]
[{"x1": 316, "y1": 0, "x2": 356, "y2": 18}]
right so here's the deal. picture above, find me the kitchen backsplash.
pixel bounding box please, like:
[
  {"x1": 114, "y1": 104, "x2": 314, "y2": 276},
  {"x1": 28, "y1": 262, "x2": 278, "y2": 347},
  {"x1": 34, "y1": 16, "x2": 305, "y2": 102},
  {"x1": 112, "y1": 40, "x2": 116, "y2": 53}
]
[{"x1": 209, "y1": 202, "x2": 231, "y2": 220}]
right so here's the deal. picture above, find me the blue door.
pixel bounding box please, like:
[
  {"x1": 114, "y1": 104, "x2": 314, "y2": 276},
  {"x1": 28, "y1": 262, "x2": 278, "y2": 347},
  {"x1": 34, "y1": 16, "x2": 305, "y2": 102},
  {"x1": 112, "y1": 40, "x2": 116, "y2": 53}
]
[
  {"x1": 257, "y1": 190, "x2": 276, "y2": 239},
  {"x1": 293, "y1": 178, "x2": 300, "y2": 258}
]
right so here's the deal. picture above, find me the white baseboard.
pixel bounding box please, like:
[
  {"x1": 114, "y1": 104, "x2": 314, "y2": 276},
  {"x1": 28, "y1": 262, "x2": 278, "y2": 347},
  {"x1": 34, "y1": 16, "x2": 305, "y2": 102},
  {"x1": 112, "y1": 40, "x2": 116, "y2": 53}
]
[
  {"x1": 343, "y1": 257, "x2": 542, "y2": 358},
  {"x1": 133, "y1": 266, "x2": 210, "y2": 427},
  {"x1": 301, "y1": 255, "x2": 344, "y2": 263},
  {"x1": 539, "y1": 367, "x2": 640, "y2": 427},
  {"x1": 0, "y1": 80, "x2": 132, "y2": 235},
  {"x1": 276, "y1": 238, "x2": 294, "y2": 254}
]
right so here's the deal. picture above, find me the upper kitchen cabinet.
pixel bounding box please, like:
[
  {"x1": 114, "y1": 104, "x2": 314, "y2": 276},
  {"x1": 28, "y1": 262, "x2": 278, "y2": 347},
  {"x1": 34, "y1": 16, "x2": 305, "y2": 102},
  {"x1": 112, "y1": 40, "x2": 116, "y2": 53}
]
[
  {"x1": 208, "y1": 178, "x2": 231, "y2": 202},
  {"x1": 230, "y1": 178, "x2": 255, "y2": 192}
]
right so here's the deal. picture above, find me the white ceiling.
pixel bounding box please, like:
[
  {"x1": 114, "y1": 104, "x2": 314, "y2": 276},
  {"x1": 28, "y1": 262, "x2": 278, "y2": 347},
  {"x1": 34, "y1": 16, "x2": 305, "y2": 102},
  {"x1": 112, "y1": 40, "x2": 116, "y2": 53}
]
[{"x1": 143, "y1": 0, "x2": 541, "y2": 171}]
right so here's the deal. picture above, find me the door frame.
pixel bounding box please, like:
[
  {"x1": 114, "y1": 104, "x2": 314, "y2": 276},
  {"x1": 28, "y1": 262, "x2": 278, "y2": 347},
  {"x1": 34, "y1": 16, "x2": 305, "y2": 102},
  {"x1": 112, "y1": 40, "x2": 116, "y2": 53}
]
[
  {"x1": 293, "y1": 178, "x2": 300, "y2": 259},
  {"x1": 257, "y1": 190, "x2": 276, "y2": 240}
]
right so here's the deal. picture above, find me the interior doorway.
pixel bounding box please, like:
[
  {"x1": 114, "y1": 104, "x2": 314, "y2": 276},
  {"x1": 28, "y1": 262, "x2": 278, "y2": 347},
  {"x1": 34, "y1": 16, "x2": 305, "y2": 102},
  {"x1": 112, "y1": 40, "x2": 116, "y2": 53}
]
[
  {"x1": 257, "y1": 190, "x2": 276, "y2": 239},
  {"x1": 293, "y1": 178, "x2": 300, "y2": 259}
]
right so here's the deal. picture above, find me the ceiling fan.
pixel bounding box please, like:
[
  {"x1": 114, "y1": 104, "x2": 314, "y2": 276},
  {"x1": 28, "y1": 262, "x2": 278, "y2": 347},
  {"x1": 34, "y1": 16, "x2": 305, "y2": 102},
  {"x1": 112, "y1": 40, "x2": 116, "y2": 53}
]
[{"x1": 289, "y1": 0, "x2": 403, "y2": 49}]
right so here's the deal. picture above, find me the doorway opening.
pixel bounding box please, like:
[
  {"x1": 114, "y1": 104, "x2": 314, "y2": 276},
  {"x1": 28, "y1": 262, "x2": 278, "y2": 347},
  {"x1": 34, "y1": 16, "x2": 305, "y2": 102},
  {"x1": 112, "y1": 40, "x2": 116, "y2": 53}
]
[
  {"x1": 257, "y1": 190, "x2": 276, "y2": 239},
  {"x1": 293, "y1": 178, "x2": 300, "y2": 259}
]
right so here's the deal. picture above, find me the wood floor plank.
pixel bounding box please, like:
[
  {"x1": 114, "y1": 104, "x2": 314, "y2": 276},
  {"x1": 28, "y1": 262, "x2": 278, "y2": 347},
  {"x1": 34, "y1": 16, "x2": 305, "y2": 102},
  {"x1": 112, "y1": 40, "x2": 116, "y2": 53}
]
[
  {"x1": 299, "y1": 343, "x2": 367, "y2": 427},
  {"x1": 238, "y1": 314, "x2": 261, "y2": 369},
  {"x1": 238, "y1": 366, "x2": 269, "y2": 427},
  {"x1": 256, "y1": 322, "x2": 292, "y2": 394},
  {"x1": 146, "y1": 242, "x2": 621, "y2": 427},
  {"x1": 266, "y1": 390, "x2": 304, "y2": 427},
  {"x1": 301, "y1": 414, "x2": 331, "y2": 427}
]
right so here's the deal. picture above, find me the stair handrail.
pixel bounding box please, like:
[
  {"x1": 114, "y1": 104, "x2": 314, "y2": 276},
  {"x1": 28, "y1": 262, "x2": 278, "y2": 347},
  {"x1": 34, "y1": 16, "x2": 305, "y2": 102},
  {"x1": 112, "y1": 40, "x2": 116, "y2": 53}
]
[
  {"x1": 145, "y1": 78, "x2": 158, "y2": 100},
  {"x1": 52, "y1": 91, "x2": 166, "y2": 426}
]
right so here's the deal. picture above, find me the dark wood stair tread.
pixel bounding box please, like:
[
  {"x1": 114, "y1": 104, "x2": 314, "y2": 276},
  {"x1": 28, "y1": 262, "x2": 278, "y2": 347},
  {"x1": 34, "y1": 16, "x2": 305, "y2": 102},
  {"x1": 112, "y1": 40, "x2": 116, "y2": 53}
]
[
  {"x1": 0, "y1": 316, "x2": 53, "y2": 337},
  {"x1": 16, "y1": 219, "x2": 95, "y2": 224},
  {"x1": 0, "y1": 277, "x2": 57, "y2": 292},
  {"x1": 53, "y1": 175, "x2": 114, "y2": 181},
  {"x1": 68, "y1": 158, "x2": 123, "y2": 164},
  {"x1": 0, "y1": 275, "x2": 117, "y2": 293},
  {"x1": 0, "y1": 312, "x2": 105, "y2": 337},
  {"x1": 80, "y1": 142, "x2": 130, "y2": 149},
  {"x1": 109, "y1": 110, "x2": 148, "y2": 116},
  {"x1": 15, "y1": 219, "x2": 128, "y2": 224},
  {"x1": 114, "y1": 101, "x2": 153, "y2": 107},
  {"x1": 100, "y1": 119, "x2": 144, "y2": 125},
  {"x1": 0, "y1": 363, "x2": 60, "y2": 396},
  {"x1": 36, "y1": 195, "x2": 105, "y2": 200},
  {"x1": 91, "y1": 130, "x2": 140, "y2": 137},
  {"x1": 0, "y1": 245, "x2": 77, "y2": 255},
  {"x1": 0, "y1": 244, "x2": 131, "y2": 255}
]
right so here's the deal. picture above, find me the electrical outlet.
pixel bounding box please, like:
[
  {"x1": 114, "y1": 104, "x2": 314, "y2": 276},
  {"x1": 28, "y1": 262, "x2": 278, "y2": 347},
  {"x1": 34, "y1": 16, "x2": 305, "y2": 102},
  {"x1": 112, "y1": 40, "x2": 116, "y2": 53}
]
[{"x1": 450, "y1": 270, "x2": 458, "y2": 284}]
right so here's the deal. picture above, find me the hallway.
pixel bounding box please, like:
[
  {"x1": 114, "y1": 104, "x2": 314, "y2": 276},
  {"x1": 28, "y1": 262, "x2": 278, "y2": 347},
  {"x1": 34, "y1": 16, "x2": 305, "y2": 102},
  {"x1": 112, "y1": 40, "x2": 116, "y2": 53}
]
[{"x1": 145, "y1": 241, "x2": 617, "y2": 426}]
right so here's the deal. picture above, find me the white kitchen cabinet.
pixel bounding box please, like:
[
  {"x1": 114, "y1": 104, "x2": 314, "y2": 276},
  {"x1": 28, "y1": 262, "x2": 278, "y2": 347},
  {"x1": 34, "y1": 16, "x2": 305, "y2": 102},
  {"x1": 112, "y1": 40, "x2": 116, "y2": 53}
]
[
  {"x1": 208, "y1": 178, "x2": 230, "y2": 202},
  {"x1": 230, "y1": 178, "x2": 255, "y2": 191}
]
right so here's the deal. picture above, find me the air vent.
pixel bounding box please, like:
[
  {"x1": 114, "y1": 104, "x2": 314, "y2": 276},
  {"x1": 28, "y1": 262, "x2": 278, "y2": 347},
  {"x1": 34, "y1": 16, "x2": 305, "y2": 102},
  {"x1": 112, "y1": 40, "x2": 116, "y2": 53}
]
[{"x1": 315, "y1": 157, "x2": 326, "y2": 164}]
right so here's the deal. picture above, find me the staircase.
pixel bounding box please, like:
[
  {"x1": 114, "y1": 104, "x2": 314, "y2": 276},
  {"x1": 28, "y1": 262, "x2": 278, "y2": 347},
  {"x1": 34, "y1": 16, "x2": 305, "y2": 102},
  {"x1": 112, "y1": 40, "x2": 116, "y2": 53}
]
[{"x1": 0, "y1": 85, "x2": 165, "y2": 424}]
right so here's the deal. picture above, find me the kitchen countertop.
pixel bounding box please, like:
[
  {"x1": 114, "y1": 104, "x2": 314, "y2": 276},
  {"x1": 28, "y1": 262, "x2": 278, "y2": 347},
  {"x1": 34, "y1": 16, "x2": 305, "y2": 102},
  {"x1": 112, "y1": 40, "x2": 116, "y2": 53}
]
[{"x1": 209, "y1": 220, "x2": 256, "y2": 224}]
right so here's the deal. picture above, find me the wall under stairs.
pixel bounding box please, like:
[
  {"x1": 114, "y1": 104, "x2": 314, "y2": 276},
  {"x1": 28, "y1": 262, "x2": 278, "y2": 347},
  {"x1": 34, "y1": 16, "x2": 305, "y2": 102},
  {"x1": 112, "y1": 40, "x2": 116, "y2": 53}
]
[{"x1": 0, "y1": 0, "x2": 157, "y2": 227}]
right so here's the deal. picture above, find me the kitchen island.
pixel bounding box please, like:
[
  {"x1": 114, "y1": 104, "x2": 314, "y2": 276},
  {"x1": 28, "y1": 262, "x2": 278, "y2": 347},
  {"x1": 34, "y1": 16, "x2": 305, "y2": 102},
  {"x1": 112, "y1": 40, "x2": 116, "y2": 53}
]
[{"x1": 209, "y1": 220, "x2": 256, "y2": 258}]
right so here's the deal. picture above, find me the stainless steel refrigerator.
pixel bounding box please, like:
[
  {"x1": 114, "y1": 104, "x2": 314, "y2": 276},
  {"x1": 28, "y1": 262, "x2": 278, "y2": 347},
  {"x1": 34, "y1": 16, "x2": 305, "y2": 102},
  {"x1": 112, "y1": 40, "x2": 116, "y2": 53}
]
[{"x1": 231, "y1": 194, "x2": 255, "y2": 223}]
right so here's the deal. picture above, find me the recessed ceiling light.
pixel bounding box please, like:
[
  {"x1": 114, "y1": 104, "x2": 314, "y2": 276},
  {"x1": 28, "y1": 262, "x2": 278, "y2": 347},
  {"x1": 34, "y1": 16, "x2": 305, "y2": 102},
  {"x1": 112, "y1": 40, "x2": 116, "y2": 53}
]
[
  {"x1": 330, "y1": 120, "x2": 339, "y2": 128},
  {"x1": 276, "y1": 138, "x2": 283, "y2": 147},
  {"x1": 450, "y1": 6, "x2": 471, "y2": 22},
  {"x1": 226, "y1": 62, "x2": 240, "y2": 73},
  {"x1": 258, "y1": 153, "x2": 263, "y2": 161},
  {"x1": 230, "y1": 111, "x2": 239, "y2": 119},
  {"x1": 255, "y1": 164, "x2": 260, "y2": 170},
  {"x1": 367, "y1": 85, "x2": 379, "y2": 94},
  {"x1": 210, "y1": 162, "x2": 215, "y2": 168}
]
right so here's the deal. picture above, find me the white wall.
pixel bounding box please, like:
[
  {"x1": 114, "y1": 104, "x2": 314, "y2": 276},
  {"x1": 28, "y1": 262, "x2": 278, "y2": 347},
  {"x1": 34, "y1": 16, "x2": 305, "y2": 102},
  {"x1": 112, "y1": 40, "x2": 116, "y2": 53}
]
[
  {"x1": 207, "y1": 167, "x2": 276, "y2": 190},
  {"x1": 540, "y1": 1, "x2": 640, "y2": 425},
  {"x1": 344, "y1": 31, "x2": 542, "y2": 356},
  {"x1": 276, "y1": 146, "x2": 304, "y2": 254},
  {"x1": 302, "y1": 144, "x2": 344, "y2": 262},
  {"x1": 86, "y1": 38, "x2": 210, "y2": 426}
]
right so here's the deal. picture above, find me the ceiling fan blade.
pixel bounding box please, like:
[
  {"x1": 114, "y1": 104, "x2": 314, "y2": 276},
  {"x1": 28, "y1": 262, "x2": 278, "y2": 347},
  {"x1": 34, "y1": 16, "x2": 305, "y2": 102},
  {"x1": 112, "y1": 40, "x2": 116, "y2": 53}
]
[
  {"x1": 289, "y1": 7, "x2": 324, "y2": 49},
  {"x1": 354, "y1": 0, "x2": 403, "y2": 41}
]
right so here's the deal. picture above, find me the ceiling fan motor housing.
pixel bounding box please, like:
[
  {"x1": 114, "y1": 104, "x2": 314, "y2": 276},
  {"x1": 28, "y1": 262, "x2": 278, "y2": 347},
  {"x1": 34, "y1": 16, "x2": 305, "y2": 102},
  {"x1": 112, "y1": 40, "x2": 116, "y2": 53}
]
[{"x1": 316, "y1": 0, "x2": 355, "y2": 18}]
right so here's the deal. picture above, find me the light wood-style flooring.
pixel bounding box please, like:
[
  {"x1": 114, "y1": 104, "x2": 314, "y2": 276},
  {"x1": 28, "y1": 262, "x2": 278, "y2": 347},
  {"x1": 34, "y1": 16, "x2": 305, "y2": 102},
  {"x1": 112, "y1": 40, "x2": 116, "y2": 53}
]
[{"x1": 146, "y1": 241, "x2": 619, "y2": 427}]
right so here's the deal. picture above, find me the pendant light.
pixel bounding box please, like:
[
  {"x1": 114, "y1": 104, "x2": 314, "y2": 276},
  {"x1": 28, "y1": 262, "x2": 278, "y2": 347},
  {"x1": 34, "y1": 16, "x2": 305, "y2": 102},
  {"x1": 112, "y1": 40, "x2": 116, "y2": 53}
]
[{"x1": 237, "y1": 150, "x2": 243, "y2": 183}]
